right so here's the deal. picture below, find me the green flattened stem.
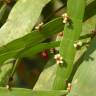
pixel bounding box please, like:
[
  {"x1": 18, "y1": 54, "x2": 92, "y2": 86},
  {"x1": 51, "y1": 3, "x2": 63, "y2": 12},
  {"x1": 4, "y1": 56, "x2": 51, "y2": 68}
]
[{"x1": 52, "y1": 0, "x2": 86, "y2": 89}]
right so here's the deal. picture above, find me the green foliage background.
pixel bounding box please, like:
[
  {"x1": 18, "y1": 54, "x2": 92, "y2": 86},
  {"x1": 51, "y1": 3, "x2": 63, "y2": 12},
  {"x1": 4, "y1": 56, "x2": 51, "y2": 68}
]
[{"x1": 0, "y1": 0, "x2": 96, "y2": 96}]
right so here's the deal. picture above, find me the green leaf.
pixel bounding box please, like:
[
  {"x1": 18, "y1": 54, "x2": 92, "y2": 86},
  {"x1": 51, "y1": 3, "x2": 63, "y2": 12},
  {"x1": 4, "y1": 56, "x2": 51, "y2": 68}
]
[
  {"x1": 0, "y1": 17, "x2": 63, "y2": 65},
  {"x1": 0, "y1": 0, "x2": 51, "y2": 47},
  {"x1": 74, "y1": 2, "x2": 96, "y2": 64},
  {"x1": 53, "y1": 0, "x2": 86, "y2": 89},
  {"x1": 0, "y1": 0, "x2": 95, "y2": 65},
  {"x1": 0, "y1": 87, "x2": 67, "y2": 96},
  {"x1": 20, "y1": 41, "x2": 60, "y2": 58},
  {"x1": 34, "y1": 64, "x2": 57, "y2": 90},
  {"x1": 84, "y1": 0, "x2": 96, "y2": 21},
  {"x1": 0, "y1": 18, "x2": 61, "y2": 85},
  {"x1": 0, "y1": 61, "x2": 13, "y2": 85},
  {"x1": 0, "y1": 4, "x2": 7, "y2": 23},
  {"x1": 71, "y1": 1, "x2": 96, "y2": 82},
  {"x1": 68, "y1": 37, "x2": 96, "y2": 96}
]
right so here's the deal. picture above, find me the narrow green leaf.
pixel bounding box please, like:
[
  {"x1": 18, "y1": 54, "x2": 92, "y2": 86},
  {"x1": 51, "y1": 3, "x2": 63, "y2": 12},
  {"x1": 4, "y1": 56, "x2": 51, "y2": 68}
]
[
  {"x1": 70, "y1": 1, "x2": 96, "y2": 82},
  {"x1": 0, "y1": 4, "x2": 7, "y2": 23},
  {"x1": 20, "y1": 41, "x2": 60, "y2": 58},
  {"x1": 34, "y1": 64, "x2": 57, "y2": 90},
  {"x1": 0, "y1": 17, "x2": 63, "y2": 65},
  {"x1": 0, "y1": 62, "x2": 13, "y2": 85},
  {"x1": 53, "y1": 0, "x2": 86, "y2": 89},
  {"x1": 84, "y1": 0, "x2": 96, "y2": 21},
  {"x1": 0, "y1": 0, "x2": 95, "y2": 65},
  {"x1": 0, "y1": 0, "x2": 51, "y2": 47},
  {"x1": 0, "y1": 87, "x2": 67, "y2": 96},
  {"x1": 0, "y1": 41, "x2": 59, "y2": 85}
]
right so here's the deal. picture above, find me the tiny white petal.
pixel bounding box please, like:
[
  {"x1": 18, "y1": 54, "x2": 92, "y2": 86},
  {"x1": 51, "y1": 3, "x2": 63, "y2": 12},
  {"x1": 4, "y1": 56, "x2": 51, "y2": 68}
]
[
  {"x1": 39, "y1": 22, "x2": 44, "y2": 26},
  {"x1": 62, "y1": 13, "x2": 68, "y2": 17},
  {"x1": 55, "y1": 54, "x2": 60, "y2": 58},
  {"x1": 77, "y1": 41, "x2": 82, "y2": 46},
  {"x1": 68, "y1": 83, "x2": 71, "y2": 87},
  {"x1": 74, "y1": 43, "x2": 77, "y2": 48},
  {"x1": 54, "y1": 55, "x2": 57, "y2": 59},
  {"x1": 60, "y1": 60, "x2": 63, "y2": 64},
  {"x1": 56, "y1": 60, "x2": 60, "y2": 64},
  {"x1": 6, "y1": 85, "x2": 9, "y2": 89},
  {"x1": 35, "y1": 26, "x2": 39, "y2": 30},
  {"x1": 63, "y1": 18, "x2": 68, "y2": 23},
  {"x1": 64, "y1": 13, "x2": 68, "y2": 17},
  {"x1": 60, "y1": 56, "x2": 63, "y2": 60},
  {"x1": 54, "y1": 54, "x2": 59, "y2": 59},
  {"x1": 62, "y1": 14, "x2": 65, "y2": 17}
]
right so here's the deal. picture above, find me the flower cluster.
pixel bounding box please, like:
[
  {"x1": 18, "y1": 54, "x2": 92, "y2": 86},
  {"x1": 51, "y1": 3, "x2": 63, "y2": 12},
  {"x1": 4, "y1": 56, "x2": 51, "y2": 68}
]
[
  {"x1": 62, "y1": 13, "x2": 69, "y2": 24},
  {"x1": 74, "y1": 41, "x2": 83, "y2": 49},
  {"x1": 54, "y1": 54, "x2": 63, "y2": 64}
]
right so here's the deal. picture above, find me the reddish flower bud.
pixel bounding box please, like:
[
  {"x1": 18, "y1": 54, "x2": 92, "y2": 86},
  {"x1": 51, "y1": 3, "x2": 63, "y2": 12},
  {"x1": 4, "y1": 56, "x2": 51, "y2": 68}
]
[{"x1": 40, "y1": 51, "x2": 48, "y2": 59}]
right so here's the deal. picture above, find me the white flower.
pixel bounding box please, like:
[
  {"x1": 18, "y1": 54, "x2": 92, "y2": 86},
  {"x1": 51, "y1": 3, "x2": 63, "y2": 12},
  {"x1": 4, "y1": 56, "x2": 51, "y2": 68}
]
[
  {"x1": 63, "y1": 17, "x2": 68, "y2": 23},
  {"x1": 54, "y1": 54, "x2": 63, "y2": 64},
  {"x1": 67, "y1": 83, "x2": 72, "y2": 92},
  {"x1": 62, "y1": 13, "x2": 69, "y2": 24},
  {"x1": 50, "y1": 48, "x2": 55, "y2": 53},
  {"x1": 74, "y1": 41, "x2": 83, "y2": 48},
  {"x1": 73, "y1": 43, "x2": 77, "y2": 48},
  {"x1": 62, "y1": 13, "x2": 68, "y2": 17},
  {"x1": 35, "y1": 22, "x2": 44, "y2": 30},
  {"x1": 77, "y1": 41, "x2": 83, "y2": 46},
  {"x1": 6, "y1": 84, "x2": 10, "y2": 89}
]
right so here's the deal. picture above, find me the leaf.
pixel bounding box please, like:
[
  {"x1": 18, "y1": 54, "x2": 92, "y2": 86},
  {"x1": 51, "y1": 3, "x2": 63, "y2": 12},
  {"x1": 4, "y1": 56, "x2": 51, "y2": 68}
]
[
  {"x1": 20, "y1": 41, "x2": 60, "y2": 58},
  {"x1": 0, "y1": 61, "x2": 13, "y2": 85},
  {"x1": 0, "y1": 87, "x2": 67, "y2": 96},
  {"x1": 52, "y1": 0, "x2": 86, "y2": 89},
  {"x1": 0, "y1": 4, "x2": 11, "y2": 27},
  {"x1": 0, "y1": 4, "x2": 7, "y2": 23},
  {"x1": 0, "y1": 0, "x2": 95, "y2": 65},
  {"x1": 34, "y1": 64, "x2": 57, "y2": 90},
  {"x1": 71, "y1": 1, "x2": 96, "y2": 82},
  {"x1": 0, "y1": 17, "x2": 63, "y2": 65},
  {"x1": 84, "y1": 0, "x2": 96, "y2": 21},
  {"x1": 29, "y1": 0, "x2": 96, "y2": 91},
  {"x1": 68, "y1": 37, "x2": 96, "y2": 96},
  {"x1": 0, "y1": 0, "x2": 51, "y2": 47}
]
